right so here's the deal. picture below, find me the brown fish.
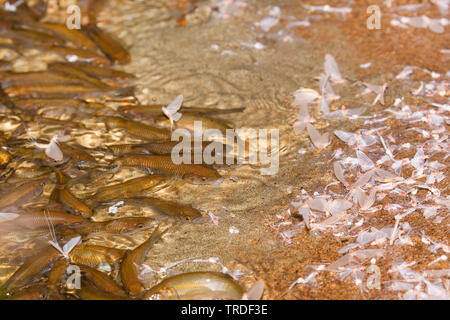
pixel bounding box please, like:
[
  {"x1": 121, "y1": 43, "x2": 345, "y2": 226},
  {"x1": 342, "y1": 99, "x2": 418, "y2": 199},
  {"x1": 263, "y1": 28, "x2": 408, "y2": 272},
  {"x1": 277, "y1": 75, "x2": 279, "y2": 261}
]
[
  {"x1": 77, "y1": 281, "x2": 133, "y2": 300},
  {"x1": 4, "y1": 28, "x2": 66, "y2": 47},
  {"x1": 68, "y1": 245, "x2": 127, "y2": 269},
  {"x1": 118, "y1": 104, "x2": 245, "y2": 120},
  {"x1": 47, "y1": 62, "x2": 110, "y2": 88},
  {"x1": 92, "y1": 175, "x2": 168, "y2": 203},
  {"x1": 0, "y1": 71, "x2": 88, "y2": 88},
  {"x1": 0, "y1": 210, "x2": 87, "y2": 231},
  {"x1": 104, "y1": 116, "x2": 171, "y2": 140},
  {"x1": 47, "y1": 258, "x2": 69, "y2": 290},
  {"x1": 0, "y1": 245, "x2": 60, "y2": 294},
  {"x1": 115, "y1": 155, "x2": 222, "y2": 184},
  {"x1": 68, "y1": 217, "x2": 155, "y2": 237},
  {"x1": 154, "y1": 113, "x2": 232, "y2": 132},
  {"x1": 4, "y1": 84, "x2": 134, "y2": 99},
  {"x1": 143, "y1": 272, "x2": 244, "y2": 300},
  {"x1": 69, "y1": 63, "x2": 135, "y2": 82},
  {"x1": 107, "y1": 140, "x2": 216, "y2": 156},
  {"x1": 50, "y1": 187, "x2": 93, "y2": 218},
  {"x1": 121, "y1": 197, "x2": 202, "y2": 221},
  {"x1": 35, "y1": 22, "x2": 98, "y2": 51},
  {"x1": 0, "y1": 180, "x2": 46, "y2": 211},
  {"x1": 79, "y1": 265, "x2": 127, "y2": 297},
  {"x1": 85, "y1": 23, "x2": 130, "y2": 65},
  {"x1": 6, "y1": 284, "x2": 49, "y2": 300},
  {"x1": 44, "y1": 45, "x2": 111, "y2": 65},
  {"x1": 57, "y1": 143, "x2": 97, "y2": 169},
  {"x1": 120, "y1": 226, "x2": 165, "y2": 296}
]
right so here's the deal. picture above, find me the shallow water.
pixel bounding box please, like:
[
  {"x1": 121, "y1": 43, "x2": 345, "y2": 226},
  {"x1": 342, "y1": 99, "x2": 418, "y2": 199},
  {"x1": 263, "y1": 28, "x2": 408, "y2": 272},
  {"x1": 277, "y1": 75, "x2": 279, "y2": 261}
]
[{"x1": 0, "y1": 0, "x2": 448, "y2": 299}]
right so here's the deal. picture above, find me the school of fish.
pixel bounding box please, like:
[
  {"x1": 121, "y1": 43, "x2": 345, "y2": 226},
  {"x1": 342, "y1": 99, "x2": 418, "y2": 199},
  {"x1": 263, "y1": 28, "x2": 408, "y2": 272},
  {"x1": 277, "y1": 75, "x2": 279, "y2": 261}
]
[{"x1": 0, "y1": 0, "x2": 253, "y2": 300}]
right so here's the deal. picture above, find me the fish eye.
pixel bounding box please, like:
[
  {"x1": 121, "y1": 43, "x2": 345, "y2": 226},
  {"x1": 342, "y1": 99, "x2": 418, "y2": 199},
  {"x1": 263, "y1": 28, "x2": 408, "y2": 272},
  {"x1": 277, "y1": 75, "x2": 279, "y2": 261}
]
[
  {"x1": 202, "y1": 177, "x2": 206, "y2": 181},
  {"x1": 137, "y1": 223, "x2": 144, "y2": 228}
]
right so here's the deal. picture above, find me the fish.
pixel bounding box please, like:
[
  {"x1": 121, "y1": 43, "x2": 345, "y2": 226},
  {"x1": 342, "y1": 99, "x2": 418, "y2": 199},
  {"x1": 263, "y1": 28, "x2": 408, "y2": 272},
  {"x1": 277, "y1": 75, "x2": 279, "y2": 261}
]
[
  {"x1": 43, "y1": 45, "x2": 111, "y2": 65},
  {"x1": 47, "y1": 62, "x2": 111, "y2": 88},
  {"x1": 104, "y1": 116, "x2": 171, "y2": 140},
  {"x1": 120, "y1": 226, "x2": 165, "y2": 296},
  {"x1": 34, "y1": 22, "x2": 98, "y2": 51},
  {"x1": 0, "y1": 210, "x2": 87, "y2": 231},
  {"x1": 77, "y1": 281, "x2": 133, "y2": 300},
  {"x1": 118, "y1": 105, "x2": 244, "y2": 120},
  {"x1": 154, "y1": 113, "x2": 232, "y2": 132},
  {"x1": 68, "y1": 217, "x2": 156, "y2": 237},
  {"x1": 0, "y1": 245, "x2": 60, "y2": 294},
  {"x1": 3, "y1": 28, "x2": 66, "y2": 47},
  {"x1": 57, "y1": 142, "x2": 97, "y2": 169},
  {"x1": 107, "y1": 140, "x2": 219, "y2": 156},
  {"x1": 6, "y1": 167, "x2": 53, "y2": 183},
  {"x1": 54, "y1": 168, "x2": 71, "y2": 185},
  {"x1": 0, "y1": 180, "x2": 46, "y2": 211},
  {"x1": 68, "y1": 245, "x2": 127, "y2": 269},
  {"x1": 0, "y1": 71, "x2": 89, "y2": 88},
  {"x1": 4, "y1": 84, "x2": 134, "y2": 99},
  {"x1": 85, "y1": 23, "x2": 131, "y2": 65},
  {"x1": 143, "y1": 272, "x2": 244, "y2": 300},
  {"x1": 67, "y1": 63, "x2": 135, "y2": 82},
  {"x1": 115, "y1": 155, "x2": 222, "y2": 184},
  {"x1": 47, "y1": 258, "x2": 69, "y2": 297},
  {"x1": 118, "y1": 197, "x2": 202, "y2": 221},
  {"x1": 91, "y1": 175, "x2": 168, "y2": 203},
  {"x1": 79, "y1": 265, "x2": 127, "y2": 297},
  {"x1": 6, "y1": 284, "x2": 49, "y2": 300},
  {"x1": 50, "y1": 187, "x2": 93, "y2": 218},
  {"x1": 86, "y1": 0, "x2": 108, "y2": 24}
]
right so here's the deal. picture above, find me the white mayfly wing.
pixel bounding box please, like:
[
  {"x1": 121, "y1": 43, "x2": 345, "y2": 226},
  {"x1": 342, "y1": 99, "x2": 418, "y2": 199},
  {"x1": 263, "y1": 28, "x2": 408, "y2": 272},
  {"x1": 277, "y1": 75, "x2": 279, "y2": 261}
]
[
  {"x1": 243, "y1": 281, "x2": 265, "y2": 300},
  {"x1": 293, "y1": 121, "x2": 307, "y2": 134},
  {"x1": 334, "y1": 130, "x2": 356, "y2": 145},
  {"x1": 62, "y1": 235, "x2": 82, "y2": 255},
  {"x1": 296, "y1": 104, "x2": 311, "y2": 121},
  {"x1": 46, "y1": 138, "x2": 64, "y2": 162},
  {"x1": 411, "y1": 148, "x2": 425, "y2": 171},
  {"x1": 324, "y1": 54, "x2": 344, "y2": 83},
  {"x1": 323, "y1": 110, "x2": 344, "y2": 120},
  {"x1": 328, "y1": 198, "x2": 353, "y2": 215},
  {"x1": 162, "y1": 94, "x2": 183, "y2": 127},
  {"x1": 293, "y1": 88, "x2": 319, "y2": 106},
  {"x1": 333, "y1": 161, "x2": 349, "y2": 187},
  {"x1": 356, "y1": 150, "x2": 375, "y2": 171},
  {"x1": 307, "y1": 123, "x2": 330, "y2": 150},
  {"x1": 320, "y1": 93, "x2": 330, "y2": 114}
]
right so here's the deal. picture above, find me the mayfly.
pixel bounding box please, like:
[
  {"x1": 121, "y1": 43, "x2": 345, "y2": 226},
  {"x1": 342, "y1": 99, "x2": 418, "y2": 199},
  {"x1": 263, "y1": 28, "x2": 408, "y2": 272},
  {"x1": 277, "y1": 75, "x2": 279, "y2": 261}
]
[
  {"x1": 162, "y1": 94, "x2": 183, "y2": 131},
  {"x1": 33, "y1": 134, "x2": 69, "y2": 162},
  {"x1": 323, "y1": 106, "x2": 366, "y2": 121},
  {"x1": 353, "y1": 188, "x2": 377, "y2": 210},
  {"x1": 324, "y1": 54, "x2": 346, "y2": 84},
  {"x1": 333, "y1": 161, "x2": 349, "y2": 188},
  {"x1": 293, "y1": 104, "x2": 315, "y2": 134},
  {"x1": 362, "y1": 82, "x2": 388, "y2": 106},
  {"x1": 356, "y1": 150, "x2": 375, "y2": 172},
  {"x1": 334, "y1": 130, "x2": 377, "y2": 149},
  {"x1": 293, "y1": 87, "x2": 319, "y2": 106},
  {"x1": 44, "y1": 210, "x2": 81, "y2": 260},
  {"x1": 306, "y1": 123, "x2": 330, "y2": 150}
]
